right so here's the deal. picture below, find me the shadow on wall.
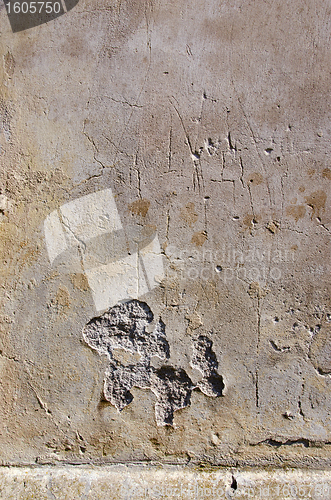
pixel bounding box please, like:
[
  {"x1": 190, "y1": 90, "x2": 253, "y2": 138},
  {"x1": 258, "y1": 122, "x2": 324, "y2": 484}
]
[{"x1": 3, "y1": 0, "x2": 79, "y2": 32}]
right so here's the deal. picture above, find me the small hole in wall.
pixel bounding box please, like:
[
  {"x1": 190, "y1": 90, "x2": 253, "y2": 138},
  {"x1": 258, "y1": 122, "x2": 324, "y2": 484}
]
[
  {"x1": 274, "y1": 317, "x2": 279, "y2": 323},
  {"x1": 265, "y1": 148, "x2": 273, "y2": 155},
  {"x1": 277, "y1": 156, "x2": 281, "y2": 162},
  {"x1": 231, "y1": 476, "x2": 238, "y2": 490},
  {"x1": 204, "y1": 196, "x2": 210, "y2": 200},
  {"x1": 233, "y1": 215, "x2": 239, "y2": 220},
  {"x1": 215, "y1": 265, "x2": 222, "y2": 273}
]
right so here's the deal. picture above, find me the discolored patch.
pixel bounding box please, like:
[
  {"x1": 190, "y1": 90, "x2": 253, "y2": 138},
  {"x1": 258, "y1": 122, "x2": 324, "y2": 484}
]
[
  {"x1": 52, "y1": 286, "x2": 70, "y2": 308},
  {"x1": 248, "y1": 282, "x2": 268, "y2": 299},
  {"x1": 140, "y1": 224, "x2": 157, "y2": 239},
  {"x1": 305, "y1": 190, "x2": 327, "y2": 219},
  {"x1": 70, "y1": 273, "x2": 89, "y2": 292},
  {"x1": 322, "y1": 168, "x2": 331, "y2": 180},
  {"x1": 243, "y1": 214, "x2": 254, "y2": 228},
  {"x1": 242, "y1": 213, "x2": 260, "y2": 231},
  {"x1": 286, "y1": 205, "x2": 306, "y2": 222},
  {"x1": 4, "y1": 52, "x2": 15, "y2": 77},
  {"x1": 128, "y1": 199, "x2": 151, "y2": 217},
  {"x1": 180, "y1": 202, "x2": 198, "y2": 227},
  {"x1": 185, "y1": 311, "x2": 203, "y2": 335},
  {"x1": 248, "y1": 172, "x2": 264, "y2": 186},
  {"x1": 191, "y1": 230, "x2": 207, "y2": 247}
]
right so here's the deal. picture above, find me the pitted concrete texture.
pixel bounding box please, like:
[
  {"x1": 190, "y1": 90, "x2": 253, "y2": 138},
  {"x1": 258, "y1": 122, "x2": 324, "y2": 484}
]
[
  {"x1": 0, "y1": 466, "x2": 331, "y2": 499},
  {"x1": 0, "y1": 0, "x2": 331, "y2": 468}
]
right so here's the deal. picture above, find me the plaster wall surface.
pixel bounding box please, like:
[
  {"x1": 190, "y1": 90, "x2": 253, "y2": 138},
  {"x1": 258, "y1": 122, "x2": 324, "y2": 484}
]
[{"x1": 0, "y1": 0, "x2": 330, "y2": 470}]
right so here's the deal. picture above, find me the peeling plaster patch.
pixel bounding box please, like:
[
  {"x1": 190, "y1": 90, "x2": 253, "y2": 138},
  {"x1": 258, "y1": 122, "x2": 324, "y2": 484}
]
[
  {"x1": 83, "y1": 300, "x2": 224, "y2": 426},
  {"x1": 152, "y1": 367, "x2": 192, "y2": 426},
  {"x1": 191, "y1": 336, "x2": 225, "y2": 397},
  {"x1": 83, "y1": 300, "x2": 168, "y2": 358}
]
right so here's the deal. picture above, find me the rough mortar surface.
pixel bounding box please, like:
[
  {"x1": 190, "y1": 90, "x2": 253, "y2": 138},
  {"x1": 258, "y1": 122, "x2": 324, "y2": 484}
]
[
  {"x1": 1, "y1": 466, "x2": 331, "y2": 499},
  {"x1": 0, "y1": 0, "x2": 331, "y2": 473}
]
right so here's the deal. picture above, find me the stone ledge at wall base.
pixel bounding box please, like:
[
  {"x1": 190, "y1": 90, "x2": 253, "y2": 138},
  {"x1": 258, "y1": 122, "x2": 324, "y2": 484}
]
[{"x1": 0, "y1": 466, "x2": 330, "y2": 500}]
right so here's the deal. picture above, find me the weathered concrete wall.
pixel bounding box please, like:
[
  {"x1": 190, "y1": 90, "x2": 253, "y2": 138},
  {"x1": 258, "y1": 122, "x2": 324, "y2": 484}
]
[{"x1": 0, "y1": 0, "x2": 331, "y2": 469}]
